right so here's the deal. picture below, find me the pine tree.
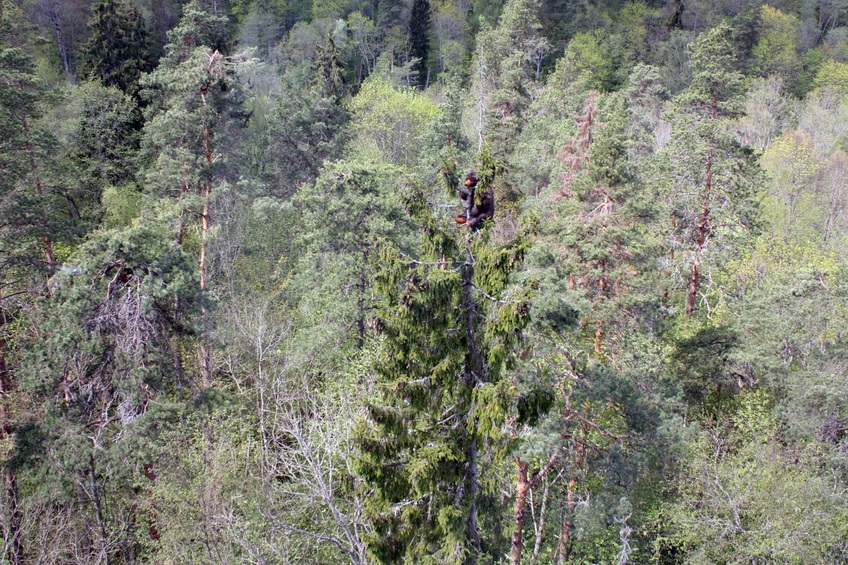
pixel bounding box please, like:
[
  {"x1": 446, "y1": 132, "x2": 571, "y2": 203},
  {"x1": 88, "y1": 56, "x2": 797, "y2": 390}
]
[
  {"x1": 660, "y1": 22, "x2": 762, "y2": 317},
  {"x1": 511, "y1": 91, "x2": 662, "y2": 564},
  {"x1": 546, "y1": 91, "x2": 660, "y2": 357},
  {"x1": 139, "y1": 0, "x2": 248, "y2": 384},
  {"x1": 470, "y1": 0, "x2": 549, "y2": 175},
  {"x1": 290, "y1": 159, "x2": 415, "y2": 353},
  {"x1": 15, "y1": 223, "x2": 197, "y2": 563},
  {"x1": 356, "y1": 154, "x2": 535, "y2": 564},
  {"x1": 0, "y1": 19, "x2": 58, "y2": 274}
]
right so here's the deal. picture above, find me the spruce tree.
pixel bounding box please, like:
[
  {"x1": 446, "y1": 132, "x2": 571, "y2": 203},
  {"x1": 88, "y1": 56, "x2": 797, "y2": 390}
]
[
  {"x1": 408, "y1": 0, "x2": 431, "y2": 87},
  {"x1": 82, "y1": 0, "x2": 153, "y2": 95},
  {"x1": 356, "y1": 154, "x2": 535, "y2": 564}
]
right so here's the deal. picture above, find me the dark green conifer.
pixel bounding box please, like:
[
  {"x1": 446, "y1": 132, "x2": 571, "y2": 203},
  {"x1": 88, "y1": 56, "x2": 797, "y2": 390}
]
[
  {"x1": 356, "y1": 153, "x2": 535, "y2": 563},
  {"x1": 82, "y1": 0, "x2": 153, "y2": 94},
  {"x1": 408, "y1": 0, "x2": 431, "y2": 87}
]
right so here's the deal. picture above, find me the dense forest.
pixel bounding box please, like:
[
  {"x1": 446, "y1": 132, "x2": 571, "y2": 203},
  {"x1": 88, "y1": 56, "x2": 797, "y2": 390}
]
[{"x1": 2, "y1": 0, "x2": 848, "y2": 562}]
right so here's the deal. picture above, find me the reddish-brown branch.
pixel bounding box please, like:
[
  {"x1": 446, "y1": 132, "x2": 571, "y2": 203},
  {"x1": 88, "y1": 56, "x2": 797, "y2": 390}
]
[{"x1": 688, "y1": 153, "x2": 712, "y2": 317}]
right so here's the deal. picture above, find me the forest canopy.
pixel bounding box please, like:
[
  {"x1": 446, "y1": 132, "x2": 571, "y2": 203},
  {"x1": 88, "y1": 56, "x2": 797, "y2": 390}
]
[{"x1": 2, "y1": 0, "x2": 848, "y2": 563}]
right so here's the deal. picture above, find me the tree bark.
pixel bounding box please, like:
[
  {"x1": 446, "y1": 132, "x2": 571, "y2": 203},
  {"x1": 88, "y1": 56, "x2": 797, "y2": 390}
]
[
  {"x1": 198, "y1": 89, "x2": 214, "y2": 387},
  {"x1": 22, "y1": 115, "x2": 55, "y2": 270},
  {"x1": 143, "y1": 463, "x2": 160, "y2": 542},
  {"x1": 530, "y1": 475, "x2": 549, "y2": 565},
  {"x1": 1, "y1": 339, "x2": 25, "y2": 565},
  {"x1": 89, "y1": 453, "x2": 111, "y2": 565},
  {"x1": 687, "y1": 153, "x2": 712, "y2": 317},
  {"x1": 48, "y1": 0, "x2": 72, "y2": 81},
  {"x1": 199, "y1": 182, "x2": 211, "y2": 386},
  {"x1": 557, "y1": 439, "x2": 584, "y2": 564},
  {"x1": 463, "y1": 231, "x2": 481, "y2": 561},
  {"x1": 511, "y1": 449, "x2": 561, "y2": 565},
  {"x1": 510, "y1": 458, "x2": 531, "y2": 565}
]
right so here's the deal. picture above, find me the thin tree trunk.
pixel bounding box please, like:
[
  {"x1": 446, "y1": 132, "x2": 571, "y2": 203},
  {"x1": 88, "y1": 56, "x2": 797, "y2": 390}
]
[
  {"x1": 356, "y1": 268, "x2": 366, "y2": 348},
  {"x1": 143, "y1": 463, "x2": 160, "y2": 542},
  {"x1": 49, "y1": 0, "x2": 72, "y2": 81},
  {"x1": 687, "y1": 153, "x2": 712, "y2": 317},
  {"x1": 199, "y1": 183, "x2": 211, "y2": 386},
  {"x1": 22, "y1": 115, "x2": 55, "y2": 270},
  {"x1": 463, "y1": 231, "x2": 481, "y2": 561},
  {"x1": 476, "y1": 38, "x2": 486, "y2": 152},
  {"x1": 198, "y1": 91, "x2": 214, "y2": 386},
  {"x1": 557, "y1": 439, "x2": 584, "y2": 564},
  {"x1": 466, "y1": 438, "x2": 480, "y2": 561},
  {"x1": 593, "y1": 320, "x2": 604, "y2": 357},
  {"x1": 511, "y1": 450, "x2": 561, "y2": 565},
  {"x1": 1, "y1": 339, "x2": 25, "y2": 565},
  {"x1": 594, "y1": 259, "x2": 607, "y2": 355},
  {"x1": 89, "y1": 453, "x2": 111, "y2": 565},
  {"x1": 530, "y1": 475, "x2": 549, "y2": 565},
  {"x1": 4, "y1": 467, "x2": 24, "y2": 565},
  {"x1": 510, "y1": 458, "x2": 531, "y2": 565}
]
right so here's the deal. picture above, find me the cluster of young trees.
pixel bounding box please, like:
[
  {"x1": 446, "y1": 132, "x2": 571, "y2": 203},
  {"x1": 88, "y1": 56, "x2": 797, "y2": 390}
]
[{"x1": 3, "y1": 0, "x2": 848, "y2": 562}]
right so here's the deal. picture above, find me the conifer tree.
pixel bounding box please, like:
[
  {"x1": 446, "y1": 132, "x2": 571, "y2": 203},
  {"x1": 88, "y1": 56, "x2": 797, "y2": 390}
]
[
  {"x1": 0, "y1": 15, "x2": 61, "y2": 562},
  {"x1": 470, "y1": 0, "x2": 549, "y2": 174},
  {"x1": 660, "y1": 22, "x2": 762, "y2": 317},
  {"x1": 356, "y1": 154, "x2": 534, "y2": 564},
  {"x1": 536, "y1": 91, "x2": 661, "y2": 357},
  {"x1": 511, "y1": 91, "x2": 661, "y2": 564},
  {"x1": 0, "y1": 18, "x2": 58, "y2": 274},
  {"x1": 82, "y1": 0, "x2": 154, "y2": 95},
  {"x1": 15, "y1": 224, "x2": 197, "y2": 563},
  {"x1": 290, "y1": 159, "x2": 414, "y2": 353},
  {"x1": 408, "y1": 0, "x2": 431, "y2": 87},
  {"x1": 140, "y1": 0, "x2": 248, "y2": 384}
]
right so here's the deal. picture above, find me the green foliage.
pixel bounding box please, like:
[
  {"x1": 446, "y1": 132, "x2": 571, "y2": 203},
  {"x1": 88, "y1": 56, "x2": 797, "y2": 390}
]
[
  {"x1": 564, "y1": 32, "x2": 615, "y2": 91},
  {"x1": 24, "y1": 223, "x2": 196, "y2": 397},
  {"x1": 760, "y1": 131, "x2": 822, "y2": 241},
  {"x1": 813, "y1": 57, "x2": 848, "y2": 93},
  {"x1": 752, "y1": 6, "x2": 802, "y2": 93},
  {"x1": 680, "y1": 21, "x2": 745, "y2": 116},
  {"x1": 255, "y1": 42, "x2": 350, "y2": 195},
  {"x1": 349, "y1": 76, "x2": 441, "y2": 165},
  {"x1": 7, "y1": 2, "x2": 848, "y2": 562},
  {"x1": 356, "y1": 154, "x2": 534, "y2": 563},
  {"x1": 668, "y1": 390, "x2": 848, "y2": 563},
  {"x1": 408, "y1": 0, "x2": 431, "y2": 86},
  {"x1": 470, "y1": 0, "x2": 549, "y2": 168},
  {"x1": 82, "y1": 0, "x2": 154, "y2": 94},
  {"x1": 287, "y1": 158, "x2": 415, "y2": 361}
]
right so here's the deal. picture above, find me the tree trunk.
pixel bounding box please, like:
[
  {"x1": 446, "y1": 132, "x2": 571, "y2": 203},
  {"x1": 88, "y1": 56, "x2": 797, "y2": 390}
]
[
  {"x1": 143, "y1": 463, "x2": 160, "y2": 542},
  {"x1": 510, "y1": 458, "x2": 531, "y2": 565},
  {"x1": 511, "y1": 449, "x2": 561, "y2": 565},
  {"x1": 462, "y1": 232, "x2": 481, "y2": 561},
  {"x1": 593, "y1": 320, "x2": 603, "y2": 357},
  {"x1": 530, "y1": 475, "x2": 549, "y2": 565},
  {"x1": 466, "y1": 438, "x2": 480, "y2": 562},
  {"x1": 49, "y1": 0, "x2": 72, "y2": 81},
  {"x1": 356, "y1": 267, "x2": 366, "y2": 348},
  {"x1": 557, "y1": 439, "x2": 584, "y2": 564},
  {"x1": 1, "y1": 340, "x2": 25, "y2": 565},
  {"x1": 199, "y1": 183, "x2": 211, "y2": 386},
  {"x1": 687, "y1": 154, "x2": 712, "y2": 317},
  {"x1": 198, "y1": 92, "x2": 214, "y2": 386},
  {"x1": 89, "y1": 453, "x2": 111, "y2": 565},
  {"x1": 22, "y1": 115, "x2": 55, "y2": 270}
]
